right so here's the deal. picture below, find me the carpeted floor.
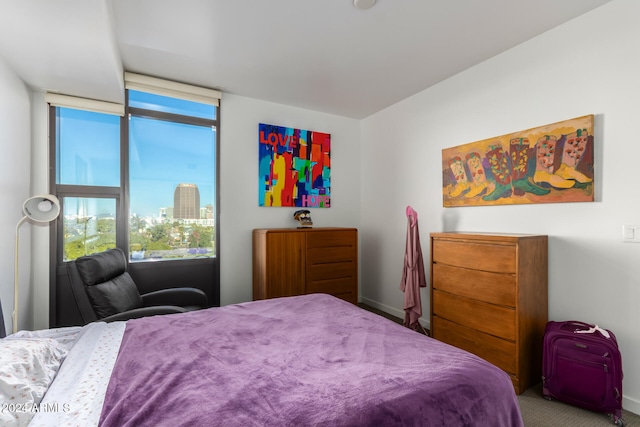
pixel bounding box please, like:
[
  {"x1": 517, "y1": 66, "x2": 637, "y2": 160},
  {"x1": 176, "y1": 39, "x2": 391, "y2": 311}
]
[
  {"x1": 359, "y1": 304, "x2": 639, "y2": 426},
  {"x1": 519, "y1": 382, "x2": 638, "y2": 426}
]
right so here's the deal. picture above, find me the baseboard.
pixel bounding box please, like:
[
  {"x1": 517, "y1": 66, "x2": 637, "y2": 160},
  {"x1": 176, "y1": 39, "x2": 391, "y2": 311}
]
[
  {"x1": 359, "y1": 296, "x2": 430, "y2": 330},
  {"x1": 623, "y1": 396, "x2": 640, "y2": 416}
]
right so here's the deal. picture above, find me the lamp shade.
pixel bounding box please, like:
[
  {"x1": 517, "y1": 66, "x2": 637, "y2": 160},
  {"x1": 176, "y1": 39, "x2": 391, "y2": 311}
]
[
  {"x1": 354, "y1": 0, "x2": 376, "y2": 10},
  {"x1": 22, "y1": 194, "x2": 60, "y2": 223}
]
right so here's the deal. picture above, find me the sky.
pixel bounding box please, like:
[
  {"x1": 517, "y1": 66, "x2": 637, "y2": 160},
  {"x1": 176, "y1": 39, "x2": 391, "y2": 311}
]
[{"x1": 59, "y1": 92, "x2": 216, "y2": 218}]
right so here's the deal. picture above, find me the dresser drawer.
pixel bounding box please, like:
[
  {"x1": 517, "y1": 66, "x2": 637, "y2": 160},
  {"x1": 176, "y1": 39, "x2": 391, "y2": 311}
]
[
  {"x1": 433, "y1": 290, "x2": 515, "y2": 340},
  {"x1": 306, "y1": 230, "x2": 356, "y2": 249},
  {"x1": 432, "y1": 263, "x2": 516, "y2": 307},
  {"x1": 307, "y1": 246, "x2": 356, "y2": 265},
  {"x1": 307, "y1": 261, "x2": 356, "y2": 281},
  {"x1": 306, "y1": 277, "x2": 356, "y2": 303},
  {"x1": 432, "y1": 316, "x2": 516, "y2": 375},
  {"x1": 432, "y1": 239, "x2": 516, "y2": 273}
]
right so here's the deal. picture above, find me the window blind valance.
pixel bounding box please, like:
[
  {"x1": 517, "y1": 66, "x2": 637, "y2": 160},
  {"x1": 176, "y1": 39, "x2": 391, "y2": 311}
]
[
  {"x1": 45, "y1": 93, "x2": 125, "y2": 116},
  {"x1": 124, "y1": 72, "x2": 221, "y2": 107}
]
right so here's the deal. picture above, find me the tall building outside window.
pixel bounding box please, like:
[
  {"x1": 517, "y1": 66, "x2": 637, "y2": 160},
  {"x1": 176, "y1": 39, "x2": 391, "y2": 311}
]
[{"x1": 174, "y1": 183, "x2": 201, "y2": 219}]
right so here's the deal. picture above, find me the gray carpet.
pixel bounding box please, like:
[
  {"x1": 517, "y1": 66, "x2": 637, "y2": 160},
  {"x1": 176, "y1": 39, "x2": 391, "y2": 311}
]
[{"x1": 519, "y1": 382, "x2": 638, "y2": 426}]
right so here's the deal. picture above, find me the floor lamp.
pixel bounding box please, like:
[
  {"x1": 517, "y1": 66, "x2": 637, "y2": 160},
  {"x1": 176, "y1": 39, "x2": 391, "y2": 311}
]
[{"x1": 13, "y1": 194, "x2": 60, "y2": 334}]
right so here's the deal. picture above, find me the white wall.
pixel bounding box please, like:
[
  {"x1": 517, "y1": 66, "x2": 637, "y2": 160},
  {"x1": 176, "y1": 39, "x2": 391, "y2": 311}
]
[
  {"x1": 360, "y1": 0, "x2": 640, "y2": 413},
  {"x1": 0, "y1": 56, "x2": 32, "y2": 334},
  {"x1": 219, "y1": 94, "x2": 361, "y2": 305}
]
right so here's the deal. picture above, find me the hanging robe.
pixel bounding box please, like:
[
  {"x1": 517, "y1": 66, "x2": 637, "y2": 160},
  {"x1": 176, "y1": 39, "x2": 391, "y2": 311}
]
[{"x1": 400, "y1": 207, "x2": 427, "y2": 330}]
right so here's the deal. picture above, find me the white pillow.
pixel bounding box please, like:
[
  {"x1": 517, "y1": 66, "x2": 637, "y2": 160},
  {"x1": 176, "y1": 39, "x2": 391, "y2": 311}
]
[{"x1": 0, "y1": 338, "x2": 66, "y2": 427}]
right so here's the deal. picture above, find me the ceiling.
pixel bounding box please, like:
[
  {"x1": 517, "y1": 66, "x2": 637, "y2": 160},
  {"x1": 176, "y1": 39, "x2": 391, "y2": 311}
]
[{"x1": 0, "y1": 0, "x2": 611, "y2": 119}]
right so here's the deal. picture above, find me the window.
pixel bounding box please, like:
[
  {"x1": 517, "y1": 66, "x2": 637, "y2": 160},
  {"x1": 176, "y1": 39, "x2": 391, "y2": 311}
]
[
  {"x1": 53, "y1": 107, "x2": 121, "y2": 262},
  {"x1": 50, "y1": 76, "x2": 220, "y2": 263},
  {"x1": 57, "y1": 108, "x2": 120, "y2": 186},
  {"x1": 62, "y1": 197, "x2": 117, "y2": 261},
  {"x1": 128, "y1": 90, "x2": 217, "y2": 260}
]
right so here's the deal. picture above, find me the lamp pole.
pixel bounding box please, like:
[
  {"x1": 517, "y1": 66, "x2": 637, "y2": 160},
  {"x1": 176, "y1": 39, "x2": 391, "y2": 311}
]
[{"x1": 13, "y1": 216, "x2": 28, "y2": 334}]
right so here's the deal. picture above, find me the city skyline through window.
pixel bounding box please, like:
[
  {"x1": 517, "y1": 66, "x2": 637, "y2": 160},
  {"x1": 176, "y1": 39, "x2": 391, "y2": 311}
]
[
  {"x1": 129, "y1": 113, "x2": 215, "y2": 219},
  {"x1": 55, "y1": 89, "x2": 218, "y2": 261},
  {"x1": 58, "y1": 114, "x2": 215, "y2": 220}
]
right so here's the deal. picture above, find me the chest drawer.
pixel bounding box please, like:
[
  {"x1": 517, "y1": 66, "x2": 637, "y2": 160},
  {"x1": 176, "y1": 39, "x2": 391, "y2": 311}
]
[
  {"x1": 306, "y1": 230, "x2": 356, "y2": 249},
  {"x1": 432, "y1": 290, "x2": 515, "y2": 341},
  {"x1": 306, "y1": 277, "x2": 357, "y2": 303},
  {"x1": 432, "y1": 239, "x2": 516, "y2": 273},
  {"x1": 432, "y1": 263, "x2": 516, "y2": 307},
  {"x1": 307, "y1": 246, "x2": 356, "y2": 265},
  {"x1": 307, "y1": 260, "x2": 356, "y2": 282},
  {"x1": 432, "y1": 316, "x2": 516, "y2": 375}
]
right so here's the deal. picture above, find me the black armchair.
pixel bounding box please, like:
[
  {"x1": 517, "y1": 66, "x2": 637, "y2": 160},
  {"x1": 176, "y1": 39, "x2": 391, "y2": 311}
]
[{"x1": 67, "y1": 248, "x2": 208, "y2": 324}]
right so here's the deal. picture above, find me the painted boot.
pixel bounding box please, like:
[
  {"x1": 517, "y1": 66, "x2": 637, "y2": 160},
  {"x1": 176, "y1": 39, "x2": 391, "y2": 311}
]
[
  {"x1": 533, "y1": 135, "x2": 575, "y2": 189},
  {"x1": 510, "y1": 138, "x2": 549, "y2": 196},
  {"x1": 482, "y1": 145, "x2": 513, "y2": 201},
  {"x1": 448, "y1": 156, "x2": 470, "y2": 197},
  {"x1": 464, "y1": 152, "x2": 488, "y2": 198},
  {"x1": 555, "y1": 128, "x2": 593, "y2": 183}
]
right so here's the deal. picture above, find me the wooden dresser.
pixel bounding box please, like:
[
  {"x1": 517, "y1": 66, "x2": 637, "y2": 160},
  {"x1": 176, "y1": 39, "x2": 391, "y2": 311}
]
[
  {"x1": 252, "y1": 227, "x2": 358, "y2": 304},
  {"x1": 429, "y1": 232, "x2": 548, "y2": 394}
]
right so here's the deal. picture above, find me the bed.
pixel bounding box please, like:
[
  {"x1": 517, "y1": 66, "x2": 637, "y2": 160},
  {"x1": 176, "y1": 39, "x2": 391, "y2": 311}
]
[{"x1": 1, "y1": 293, "x2": 523, "y2": 426}]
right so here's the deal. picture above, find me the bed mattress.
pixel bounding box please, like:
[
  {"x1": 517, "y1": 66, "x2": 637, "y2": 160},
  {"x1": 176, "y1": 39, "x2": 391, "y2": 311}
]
[{"x1": 28, "y1": 293, "x2": 523, "y2": 426}]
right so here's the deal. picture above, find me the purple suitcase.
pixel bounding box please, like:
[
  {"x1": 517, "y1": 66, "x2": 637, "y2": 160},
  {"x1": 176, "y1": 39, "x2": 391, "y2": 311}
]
[{"x1": 542, "y1": 320, "x2": 624, "y2": 426}]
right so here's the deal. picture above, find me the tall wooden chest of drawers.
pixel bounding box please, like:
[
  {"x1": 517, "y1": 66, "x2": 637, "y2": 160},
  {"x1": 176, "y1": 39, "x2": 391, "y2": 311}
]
[
  {"x1": 252, "y1": 228, "x2": 358, "y2": 304},
  {"x1": 429, "y1": 232, "x2": 548, "y2": 394}
]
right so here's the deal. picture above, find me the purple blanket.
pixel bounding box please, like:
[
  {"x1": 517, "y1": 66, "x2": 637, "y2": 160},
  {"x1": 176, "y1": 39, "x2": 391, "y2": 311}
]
[{"x1": 99, "y1": 294, "x2": 523, "y2": 426}]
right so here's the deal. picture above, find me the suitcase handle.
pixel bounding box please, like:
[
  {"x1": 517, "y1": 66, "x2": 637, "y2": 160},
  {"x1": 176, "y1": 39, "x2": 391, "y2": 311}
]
[
  {"x1": 561, "y1": 320, "x2": 593, "y2": 330},
  {"x1": 575, "y1": 325, "x2": 611, "y2": 339},
  {"x1": 564, "y1": 320, "x2": 611, "y2": 339}
]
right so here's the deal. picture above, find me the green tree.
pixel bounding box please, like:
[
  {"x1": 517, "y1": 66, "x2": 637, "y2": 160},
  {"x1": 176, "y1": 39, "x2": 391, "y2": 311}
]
[
  {"x1": 97, "y1": 217, "x2": 115, "y2": 234},
  {"x1": 149, "y1": 222, "x2": 171, "y2": 243}
]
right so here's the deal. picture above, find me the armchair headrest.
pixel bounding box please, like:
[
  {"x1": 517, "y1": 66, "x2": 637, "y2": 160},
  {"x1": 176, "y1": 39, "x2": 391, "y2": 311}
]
[{"x1": 75, "y1": 248, "x2": 127, "y2": 286}]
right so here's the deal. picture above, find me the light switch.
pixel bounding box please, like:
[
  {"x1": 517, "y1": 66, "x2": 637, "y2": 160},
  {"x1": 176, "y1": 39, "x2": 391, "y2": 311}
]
[{"x1": 623, "y1": 225, "x2": 640, "y2": 243}]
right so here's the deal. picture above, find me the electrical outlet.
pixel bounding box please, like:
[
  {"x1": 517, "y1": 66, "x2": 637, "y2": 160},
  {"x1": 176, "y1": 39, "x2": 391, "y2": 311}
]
[{"x1": 623, "y1": 225, "x2": 640, "y2": 243}]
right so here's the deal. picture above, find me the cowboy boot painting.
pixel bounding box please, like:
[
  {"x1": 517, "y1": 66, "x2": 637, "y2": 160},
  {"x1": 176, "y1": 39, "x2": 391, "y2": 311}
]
[
  {"x1": 448, "y1": 156, "x2": 470, "y2": 197},
  {"x1": 533, "y1": 135, "x2": 575, "y2": 189},
  {"x1": 510, "y1": 138, "x2": 549, "y2": 196},
  {"x1": 464, "y1": 152, "x2": 488, "y2": 198},
  {"x1": 555, "y1": 129, "x2": 593, "y2": 183},
  {"x1": 482, "y1": 145, "x2": 513, "y2": 201}
]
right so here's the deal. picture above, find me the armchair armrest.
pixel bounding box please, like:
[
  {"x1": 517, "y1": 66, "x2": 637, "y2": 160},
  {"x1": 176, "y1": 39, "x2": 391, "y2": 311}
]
[
  {"x1": 99, "y1": 306, "x2": 188, "y2": 322},
  {"x1": 141, "y1": 287, "x2": 208, "y2": 308}
]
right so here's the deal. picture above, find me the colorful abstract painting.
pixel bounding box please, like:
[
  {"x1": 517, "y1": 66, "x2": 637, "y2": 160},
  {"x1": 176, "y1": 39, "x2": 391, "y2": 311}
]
[
  {"x1": 442, "y1": 115, "x2": 594, "y2": 207},
  {"x1": 259, "y1": 123, "x2": 331, "y2": 208}
]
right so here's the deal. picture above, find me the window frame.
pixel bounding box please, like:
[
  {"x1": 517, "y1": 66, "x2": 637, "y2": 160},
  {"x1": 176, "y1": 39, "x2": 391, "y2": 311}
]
[
  {"x1": 49, "y1": 107, "x2": 128, "y2": 265},
  {"x1": 48, "y1": 83, "x2": 221, "y2": 327},
  {"x1": 125, "y1": 89, "x2": 220, "y2": 260}
]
